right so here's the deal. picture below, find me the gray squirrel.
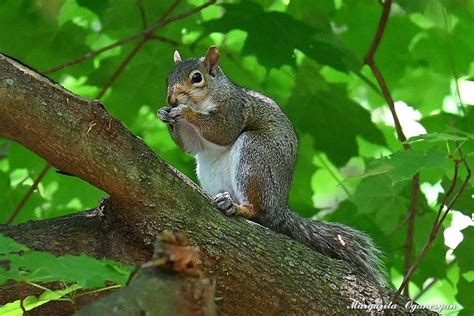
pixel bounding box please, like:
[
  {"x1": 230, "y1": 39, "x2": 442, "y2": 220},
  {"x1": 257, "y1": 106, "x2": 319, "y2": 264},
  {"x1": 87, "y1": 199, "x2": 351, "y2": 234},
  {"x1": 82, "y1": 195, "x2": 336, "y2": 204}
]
[{"x1": 157, "y1": 46, "x2": 386, "y2": 285}]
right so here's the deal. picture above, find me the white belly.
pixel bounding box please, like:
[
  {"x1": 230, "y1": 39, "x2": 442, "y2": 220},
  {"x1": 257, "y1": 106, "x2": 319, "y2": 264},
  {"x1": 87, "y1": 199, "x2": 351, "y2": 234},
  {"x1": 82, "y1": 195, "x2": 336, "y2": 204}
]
[
  {"x1": 173, "y1": 105, "x2": 245, "y2": 202},
  {"x1": 195, "y1": 140, "x2": 234, "y2": 198}
]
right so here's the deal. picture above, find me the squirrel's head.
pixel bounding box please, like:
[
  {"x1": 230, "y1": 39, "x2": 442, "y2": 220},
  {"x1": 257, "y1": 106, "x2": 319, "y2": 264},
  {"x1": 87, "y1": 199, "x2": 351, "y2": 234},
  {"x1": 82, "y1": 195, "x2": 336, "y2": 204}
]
[{"x1": 166, "y1": 46, "x2": 221, "y2": 108}]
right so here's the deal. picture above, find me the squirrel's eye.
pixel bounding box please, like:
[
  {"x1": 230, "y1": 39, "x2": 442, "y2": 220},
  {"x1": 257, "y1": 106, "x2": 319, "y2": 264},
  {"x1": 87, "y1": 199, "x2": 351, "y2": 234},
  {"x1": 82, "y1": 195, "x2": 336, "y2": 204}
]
[{"x1": 191, "y1": 72, "x2": 203, "y2": 84}]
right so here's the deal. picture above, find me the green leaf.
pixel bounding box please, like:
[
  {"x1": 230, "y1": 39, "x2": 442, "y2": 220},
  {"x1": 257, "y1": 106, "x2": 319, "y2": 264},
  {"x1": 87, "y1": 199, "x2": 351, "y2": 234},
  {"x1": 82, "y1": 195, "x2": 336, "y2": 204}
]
[
  {"x1": 454, "y1": 227, "x2": 474, "y2": 273},
  {"x1": 2, "y1": 143, "x2": 105, "y2": 224},
  {"x1": 457, "y1": 275, "x2": 474, "y2": 315},
  {"x1": 411, "y1": 22, "x2": 474, "y2": 77},
  {"x1": 287, "y1": 0, "x2": 335, "y2": 31},
  {"x1": 55, "y1": 254, "x2": 132, "y2": 288},
  {"x1": 422, "y1": 111, "x2": 474, "y2": 135},
  {"x1": 0, "y1": 284, "x2": 81, "y2": 316},
  {"x1": 0, "y1": 1, "x2": 93, "y2": 76},
  {"x1": 395, "y1": 0, "x2": 431, "y2": 13},
  {"x1": 363, "y1": 147, "x2": 450, "y2": 183},
  {"x1": 77, "y1": 0, "x2": 110, "y2": 16},
  {"x1": 202, "y1": 2, "x2": 358, "y2": 71},
  {"x1": 394, "y1": 68, "x2": 451, "y2": 115},
  {"x1": 350, "y1": 174, "x2": 408, "y2": 214},
  {"x1": 287, "y1": 61, "x2": 386, "y2": 166},
  {"x1": 406, "y1": 132, "x2": 469, "y2": 144},
  {"x1": 0, "y1": 235, "x2": 133, "y2": 288},
  {"x1": 0, "y1": 235, "x2": 29, "y2": 254}
]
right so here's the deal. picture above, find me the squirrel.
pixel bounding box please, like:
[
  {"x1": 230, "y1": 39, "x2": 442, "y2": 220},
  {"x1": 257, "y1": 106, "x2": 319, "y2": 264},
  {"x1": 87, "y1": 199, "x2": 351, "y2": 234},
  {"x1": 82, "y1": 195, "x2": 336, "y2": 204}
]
[{"x1": 157, "y1": 46, "x2": 386, "y2": 286}]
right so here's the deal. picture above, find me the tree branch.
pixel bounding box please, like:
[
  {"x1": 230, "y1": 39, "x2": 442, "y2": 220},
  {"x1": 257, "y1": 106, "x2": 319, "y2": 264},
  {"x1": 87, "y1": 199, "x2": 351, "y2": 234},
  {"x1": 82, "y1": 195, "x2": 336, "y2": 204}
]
[
  {"x1": 0, "y1": 54, "x2": 431, "y2": 314},
  {"x1": 364, "y1": 0, "x2": 408, "y2": 148},
  {"x1": 366, "y1": 62, "x2": 409, "y2": 147},
  {"x1": 363, "y1": 0, "x2": 422, "y2": 296},
  {"x1": 363, "y1": 0, "x2": 392, "y2": 68}
]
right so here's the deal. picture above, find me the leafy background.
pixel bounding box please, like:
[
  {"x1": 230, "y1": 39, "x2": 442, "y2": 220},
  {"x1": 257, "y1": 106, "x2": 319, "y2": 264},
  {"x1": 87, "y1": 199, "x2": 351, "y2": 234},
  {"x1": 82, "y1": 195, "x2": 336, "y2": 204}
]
[{"x1": 0, "y1": 0, "x2": 473, "y2": 314}]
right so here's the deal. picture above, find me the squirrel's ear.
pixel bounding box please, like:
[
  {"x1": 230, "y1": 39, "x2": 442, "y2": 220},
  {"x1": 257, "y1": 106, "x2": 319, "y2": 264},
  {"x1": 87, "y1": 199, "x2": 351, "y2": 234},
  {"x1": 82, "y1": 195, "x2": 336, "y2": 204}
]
[
  {"x1": 204, "y1": 45, "x2": 220, "y2": 76},
  {"x1": 173, "y1": 50, "x2": 182, "y2": 64}
]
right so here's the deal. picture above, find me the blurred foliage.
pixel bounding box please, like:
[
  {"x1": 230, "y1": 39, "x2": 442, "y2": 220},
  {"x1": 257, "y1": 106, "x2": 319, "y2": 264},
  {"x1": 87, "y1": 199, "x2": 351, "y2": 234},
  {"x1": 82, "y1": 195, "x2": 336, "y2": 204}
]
[
  {"x1": 0, "y1": 0, "x2": 473, "y2": 313},
  {"x1": 0, "y1": 235, "x2": 132, "y2": 288},
  {"x1": 0, "y1": 235, "x2": 132, "y2": 313}
]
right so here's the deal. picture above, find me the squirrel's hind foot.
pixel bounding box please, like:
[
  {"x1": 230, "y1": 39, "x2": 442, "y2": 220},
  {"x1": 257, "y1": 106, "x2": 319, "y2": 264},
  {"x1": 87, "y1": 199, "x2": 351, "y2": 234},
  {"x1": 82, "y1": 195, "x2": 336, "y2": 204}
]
[{"x1": 213, "y1": 192, "x2": 236, "y2": 216}]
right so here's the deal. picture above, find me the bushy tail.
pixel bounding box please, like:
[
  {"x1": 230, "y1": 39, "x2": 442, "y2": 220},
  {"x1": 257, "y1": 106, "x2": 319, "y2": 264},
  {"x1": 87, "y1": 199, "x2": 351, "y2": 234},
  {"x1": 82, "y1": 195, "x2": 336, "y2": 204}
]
[{"x1": 275, "y1": 209, "x2": 386, "y2": 286}]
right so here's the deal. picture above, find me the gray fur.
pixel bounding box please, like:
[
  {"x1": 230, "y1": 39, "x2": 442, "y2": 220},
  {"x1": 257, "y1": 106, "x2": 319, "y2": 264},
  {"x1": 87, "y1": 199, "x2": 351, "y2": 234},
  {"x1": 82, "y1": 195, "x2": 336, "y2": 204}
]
[{"x1": 277, "y1": 210, "x2": 387, "y2": 286}]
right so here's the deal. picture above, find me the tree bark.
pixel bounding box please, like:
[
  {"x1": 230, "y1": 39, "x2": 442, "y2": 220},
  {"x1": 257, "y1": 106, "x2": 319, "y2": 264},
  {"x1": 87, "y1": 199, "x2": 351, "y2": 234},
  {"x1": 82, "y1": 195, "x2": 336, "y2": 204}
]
[{"x1": 0, "y1": 54, "x2": 434, "y2": 315}]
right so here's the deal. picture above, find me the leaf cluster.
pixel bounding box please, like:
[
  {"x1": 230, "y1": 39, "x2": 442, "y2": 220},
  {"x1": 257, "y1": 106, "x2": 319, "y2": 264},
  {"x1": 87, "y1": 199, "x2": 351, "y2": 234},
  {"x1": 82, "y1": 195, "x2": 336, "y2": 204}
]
[{"x1": 0, "y1": 234, "x2": 132, "y2": 313}]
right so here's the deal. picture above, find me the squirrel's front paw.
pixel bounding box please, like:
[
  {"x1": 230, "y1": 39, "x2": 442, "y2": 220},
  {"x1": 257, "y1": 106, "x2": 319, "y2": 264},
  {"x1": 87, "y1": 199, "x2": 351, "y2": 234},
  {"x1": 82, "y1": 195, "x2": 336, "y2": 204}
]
[
  {"x1": 157, "y1": 106, "x2": 176, "y2": 124},
  {"x1": 157, "y1": 104, "x2": 188, "y2": 123},
  {"x1": 213, "y1": 192, "x2": 236, "y2": 216},
  {"x1": 168, "y1": 104, "x2": 188, "y2": 121}
]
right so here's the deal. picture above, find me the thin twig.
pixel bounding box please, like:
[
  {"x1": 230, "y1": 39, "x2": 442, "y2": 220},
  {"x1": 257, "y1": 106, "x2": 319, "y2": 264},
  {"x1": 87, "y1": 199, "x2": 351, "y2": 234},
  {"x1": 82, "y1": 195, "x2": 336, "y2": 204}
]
[
  {"x1": 433, "y1": 160, "x2": 460, "y2": 226},
  {"x1": 137, "y1": 0, "x2": 148, "y2": 29},
  {"x1": 43, "y1": 0, "x2": 214, "y2": 74},
  {"x1": 96, "y1": 38, "x2": 147, "y2": 99},
  {"x1": 315, "y1": 154, "x2": 352, "y2": 197},
  {"x1": 75, "y1": 284, "x2": 122, "y2": 298},
  {"x1": 363, "y1": 1, "x2": 427, "y2": 298},
  {"x1": 156, "y1": 0, "x2": 214, "y2": 28},
  {"x1": 159, "y1": 0, "x2": 181, "y2": 21},
  {"x1": 354, "y1": 70, "x2": 382, "y2": 97},
  {"x1": 367, "y1": 62, "x2": 409, "y2": 148},
  {"x1": 6, "y1": 163, "x2": 51, "y2": 225},
  {"x1": 149, "y1": 35, "x2": 180, "y2": 46},
  {"x1": 438, "y1": 161, "x2": 471, "y2": 228},
  {"x1": 363, "y1": 0, "x2": 409, "y2": 148},
  {"x1": 43, "y1": 34, "x2": 143, "y2": 74},
  {"x1": 392, "y1": 156, "x2": 471, "y2": 302},
  {"x1": 364, "y1": 0, "x2": 392, "y2": 66}
]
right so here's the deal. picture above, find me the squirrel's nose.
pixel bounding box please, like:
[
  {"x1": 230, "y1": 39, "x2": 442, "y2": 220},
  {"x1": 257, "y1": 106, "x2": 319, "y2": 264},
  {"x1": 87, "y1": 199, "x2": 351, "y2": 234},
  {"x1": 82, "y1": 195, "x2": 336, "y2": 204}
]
[{"x1": 167, "y1": 94, "x2": 178, "y2": 106}]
